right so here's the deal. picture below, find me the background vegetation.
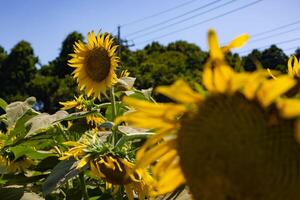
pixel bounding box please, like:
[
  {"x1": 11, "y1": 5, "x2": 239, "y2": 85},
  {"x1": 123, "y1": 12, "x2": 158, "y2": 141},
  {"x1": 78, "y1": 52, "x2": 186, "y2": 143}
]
[{"x1": 0, "y1": 31, "x2": 299, "y2": 112}]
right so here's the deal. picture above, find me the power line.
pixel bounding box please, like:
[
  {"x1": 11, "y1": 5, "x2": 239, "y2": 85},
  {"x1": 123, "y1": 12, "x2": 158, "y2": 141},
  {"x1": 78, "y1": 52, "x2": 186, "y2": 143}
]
[
  {"x1": 283, "y1": 46, "x2": 300, "y2": 53},
  {"x1": 250, "y1": 27, "x2": 300, "y2": 43},
  {"x1": 125, "y1": 0, "x2": 224, "y2": 37},
  {"x1": 238, "y1": 37, "x2": 300, "y2": 55},
  {"x1": 221, "y1": 20, "x2": 300, "y2": 46},
  {"x1": 251, "y1": 20, "x2": 300, "y2": 38},
  {"x1": 134, "y1": 0, "x2": 263, "y2": 47},
  {"x1": 128, "y1": 0, "x2": 237, "y2": 40},
  {"x1": 121, "y1": 0, "x2": 199, "y2": 27}
]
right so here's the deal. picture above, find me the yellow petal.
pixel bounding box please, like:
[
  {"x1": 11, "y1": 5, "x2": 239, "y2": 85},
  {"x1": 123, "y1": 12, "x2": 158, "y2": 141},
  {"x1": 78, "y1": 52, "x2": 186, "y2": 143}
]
[
  {"x1": 135, "y1": 139, "x2": 176, "y2": 169},
  {"x1": 76, "y1": 156, "x2": 90, "y2": 169},
  {"x1": 208, "y1": 29, "x2": 224, "y2": 60},
  {"x1": 277, "y1": 98, "x2": 300, "y2": 118},
  {"x1": 224, "y1": 34, "x2": 249, "y2": 52},
  {"x1": 155, "y1": 80, "x2": 203, "y2": 104},
  {"x1": 257, "y1": 75, "x2": 296, "y2": 107},
  {"x1": 213, "y1": 64, "x2": 234, "y2": 93}
]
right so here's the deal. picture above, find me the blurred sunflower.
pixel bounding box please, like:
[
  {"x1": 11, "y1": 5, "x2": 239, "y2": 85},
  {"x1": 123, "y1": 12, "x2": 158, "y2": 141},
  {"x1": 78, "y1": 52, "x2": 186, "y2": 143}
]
[
  {"x1": 288, "y1": 55, "x2": 300, "y2": 78},
  {"x1": 117, "y1": 30, "x2": 300, "y2": 199},
  {"x1": 60, "y1": 133, "x2": 153, "y2": 200},
  {"x1": 69, "y1": 31, "x2": 119, "y2": 99}
]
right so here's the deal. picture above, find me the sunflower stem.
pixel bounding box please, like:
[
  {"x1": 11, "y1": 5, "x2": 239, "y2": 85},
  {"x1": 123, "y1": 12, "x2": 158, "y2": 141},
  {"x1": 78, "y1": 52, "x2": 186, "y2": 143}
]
[
  {"x1": 79, "y1": 172, "x2": 89, "y2": 200},
  {"x1": 110, "y1": 87, "x2": 118, "y2": 145}
]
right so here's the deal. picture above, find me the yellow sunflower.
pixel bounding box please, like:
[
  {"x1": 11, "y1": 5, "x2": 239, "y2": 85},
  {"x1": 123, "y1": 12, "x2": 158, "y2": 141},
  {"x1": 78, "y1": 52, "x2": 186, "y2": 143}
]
[
  {"x1": 69, "y1": 31, "x2": 119, "y2": 99},
  {"x1": 60, "y1": 134, "x2": 153, "y2": 200},
  {"x1": 0, "y1": 155, "x2": 33, "y2": 174},
  {"x1": 59, "y1": 95, "x2": 104, "y2": 126},
  {"x1": 117, "y1": 29, "x2": 300, "y2": 199}
]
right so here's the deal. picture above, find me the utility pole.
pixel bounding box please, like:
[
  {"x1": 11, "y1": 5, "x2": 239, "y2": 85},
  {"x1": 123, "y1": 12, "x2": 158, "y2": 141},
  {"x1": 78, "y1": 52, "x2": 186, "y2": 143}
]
[
  {"x1": 117, "y1": 25, "x2": 121, "y2": 57},
  {"x1": 116, "y1": 25, "x2": 134, "y2": 58}
]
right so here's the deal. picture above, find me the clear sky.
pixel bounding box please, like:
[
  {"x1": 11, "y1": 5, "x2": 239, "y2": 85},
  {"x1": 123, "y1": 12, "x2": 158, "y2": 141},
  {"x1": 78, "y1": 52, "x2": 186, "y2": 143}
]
[{"x1": 1, "y1": 0, "x2": 300, "y2": 64}]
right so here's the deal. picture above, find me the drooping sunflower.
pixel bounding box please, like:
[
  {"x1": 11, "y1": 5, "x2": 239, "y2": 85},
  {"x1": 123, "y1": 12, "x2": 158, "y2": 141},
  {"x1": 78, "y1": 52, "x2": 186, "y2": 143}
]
[
  {"x1": 69, "y1": 31, "x2": 119, "y2": 99},
  {"x1": 117, "y1": 30, "x2": 300, "y2": 200},
  {"x1": 0, "y1": 155, "x2": 33, "y2": 174},
  {"x1": 60, "y1": 133, "x2": 153, "y2": 200}
]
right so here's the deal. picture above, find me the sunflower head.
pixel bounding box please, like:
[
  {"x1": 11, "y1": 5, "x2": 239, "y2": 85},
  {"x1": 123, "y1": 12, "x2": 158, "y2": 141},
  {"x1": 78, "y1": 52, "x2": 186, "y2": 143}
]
[
  {"x1": 69, "y1": 31, "x2": 119, "y2": 99},
  {"x1": 119, "y1": 29, "x2": 300, "y2": 199},
  {"x1": 0, "y1": 153, "x2": 33, "y2": 174}
]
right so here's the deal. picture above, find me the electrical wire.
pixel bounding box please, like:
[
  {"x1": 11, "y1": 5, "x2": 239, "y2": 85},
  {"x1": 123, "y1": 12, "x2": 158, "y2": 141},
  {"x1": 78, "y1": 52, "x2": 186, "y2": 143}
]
[
  {"x1": 129, "y1": 0, "x2": 237, "y2": 40},
  {"x1": 122, "y1": 0, "x2": 199, "y2": 27},
  {"x1": 125, "y1": 0, "x2": 224, "y2": 37},
  {"x1": 134, "y1": 0, "x2": 263, "y2": 46},
  {"x1": 238, "y1": 37, "x2": 300, "y2": 55}
]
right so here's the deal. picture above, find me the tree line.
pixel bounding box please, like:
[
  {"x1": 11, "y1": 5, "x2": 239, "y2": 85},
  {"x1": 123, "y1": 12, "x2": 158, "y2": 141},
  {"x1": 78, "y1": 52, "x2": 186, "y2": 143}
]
[{"x1": 0, "y1": 31, "x2": 299, "y2": 112}]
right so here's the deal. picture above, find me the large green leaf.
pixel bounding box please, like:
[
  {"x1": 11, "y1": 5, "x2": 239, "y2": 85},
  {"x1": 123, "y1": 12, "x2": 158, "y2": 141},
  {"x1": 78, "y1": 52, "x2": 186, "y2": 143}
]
[
  {"x1": 6, "y1": 97, "x2": 37, "y2": 128},
  {"x1": 0, "y1": 98, "x2": 8, "y2": 111},
  {"x1": 43, "y1": 158, "x2": 85, "y2": 196},
  {"x1": 25, "y1": 111, "x2": 68, "y2": 138},
  {"x1": 9, "y1": 144, "x2": 56, "y2": 160},
  {"x1": 9, "y1": 109, "x2": 39, "y2": 139}
]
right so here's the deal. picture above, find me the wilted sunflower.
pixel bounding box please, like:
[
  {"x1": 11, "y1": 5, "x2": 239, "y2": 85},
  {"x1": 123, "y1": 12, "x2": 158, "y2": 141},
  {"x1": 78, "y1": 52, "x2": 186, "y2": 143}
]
[
  {"x1": 0, "y1": 155, "x2": 33, "y2": 174},
  {"x1": 69, "y1": 31, "x2": 119, "y2": 99},
  {"x1": 117, "y1": 30, "x2": 300, "y2": 200},
  {"x1": 60, "y1": 133, "x2": 153, "y2": 200}
]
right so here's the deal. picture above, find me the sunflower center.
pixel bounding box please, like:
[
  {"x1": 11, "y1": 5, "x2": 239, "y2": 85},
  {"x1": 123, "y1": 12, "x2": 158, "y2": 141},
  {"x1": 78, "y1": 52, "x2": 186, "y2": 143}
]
[
  {"x1": 178, "y1": 93, "x2": 300, "y2": 200},
  {"x1": 85, "y1": 48, "x2": 111, "y2": 82}
]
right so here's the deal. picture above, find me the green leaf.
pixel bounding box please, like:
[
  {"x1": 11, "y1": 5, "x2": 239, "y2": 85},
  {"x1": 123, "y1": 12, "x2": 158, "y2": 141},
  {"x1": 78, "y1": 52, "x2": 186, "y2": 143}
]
[
  {"x1": 25, "y1": 111, "x2": 68, "y2": 138},
  {"x1": 9, "y1": 145, "x2": 56, "y2": 160},
  {"x1": 116, "y1": 77, "x2": 136, "y2": 90},
  {"x1": 55, "y1": 110, "x2": 98, "y2": 122},
  {"x1": 0, "y1": 98, "x2": 8, "y2": 111},
  {"x1": 9, "y1": 109, "x2": 39, "y2": 139},
  {"x1": 43, "y1": 158, "x2": 85, "y2": 196},
  {"x1": 6, "y1": 97, "x2": 37, "y2": 128}
]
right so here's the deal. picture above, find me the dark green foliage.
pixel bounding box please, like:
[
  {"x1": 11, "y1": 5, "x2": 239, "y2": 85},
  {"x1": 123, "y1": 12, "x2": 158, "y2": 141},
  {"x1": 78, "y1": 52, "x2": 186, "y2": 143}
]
[
  {"x1": 0, "y1": 41, "x2": 38, "y2": 102},
  {"x1": 1, "y1": 31, "x2": 299, "y2": 111},
  {"x1": 44, "y1": 31, "x2": 84, "y2": 77}
]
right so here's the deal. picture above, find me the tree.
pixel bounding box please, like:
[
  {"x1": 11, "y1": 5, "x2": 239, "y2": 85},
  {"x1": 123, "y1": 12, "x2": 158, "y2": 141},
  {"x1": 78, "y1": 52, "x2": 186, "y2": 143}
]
[
  {"x1": 242, "y1": 49, "x2": 262, "y2": 71},
  {"x1": 45, "y1": 32, "x2": 84, "y2": 77},
  {"x1": 0, "y1": 41, "x2": 38, "y2": 101},
  {"x1": 260, "y1": 45, "x2": 288, "y2": 72}
]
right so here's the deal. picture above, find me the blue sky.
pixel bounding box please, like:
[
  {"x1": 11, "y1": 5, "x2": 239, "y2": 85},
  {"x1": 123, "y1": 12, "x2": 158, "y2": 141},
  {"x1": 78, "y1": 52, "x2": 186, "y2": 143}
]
[{"x1": 0, "y1": 0, "x2": 300, "y2": 64}]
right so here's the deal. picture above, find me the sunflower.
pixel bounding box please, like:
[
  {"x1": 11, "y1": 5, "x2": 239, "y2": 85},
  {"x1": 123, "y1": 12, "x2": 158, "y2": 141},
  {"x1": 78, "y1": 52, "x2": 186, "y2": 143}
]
[
  {"x1": 0, "y1": 155, "x2": 33, "y2": 174},
  {"x1": 69, "y1": 31, "x2": 119, "y2": 99},
  {"x1": 59, "y1": 95, "x2": 105, "y2": 126},
  {"x1": 117, "y1": 29, "x2": 300, "y2": 200},
  {"x1": 60, "y1": 133, "x2": 153, "y2": 200}
]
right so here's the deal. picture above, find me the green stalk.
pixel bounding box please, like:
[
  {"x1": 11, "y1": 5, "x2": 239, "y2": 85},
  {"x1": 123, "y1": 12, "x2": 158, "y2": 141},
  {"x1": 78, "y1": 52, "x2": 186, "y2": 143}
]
[
  {"x1": 110, "y1": 87, "x2": 117, "y2": 121},
  {"x1": 79, "y1": 172, "x2": 89, "y2": 200},
  {"x1": 110, "y1": 87, "x2": 118, "y2": 145}
]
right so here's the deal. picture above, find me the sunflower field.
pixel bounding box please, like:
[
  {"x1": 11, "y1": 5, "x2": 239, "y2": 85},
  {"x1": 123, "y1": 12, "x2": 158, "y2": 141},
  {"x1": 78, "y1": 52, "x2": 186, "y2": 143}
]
[{"x1": 1, "y1": 28, "x2": 300, "y2": 200}]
